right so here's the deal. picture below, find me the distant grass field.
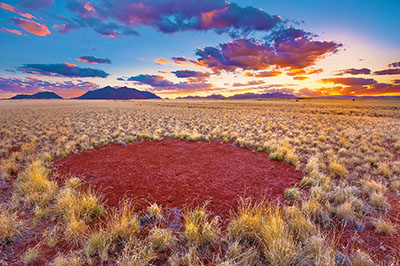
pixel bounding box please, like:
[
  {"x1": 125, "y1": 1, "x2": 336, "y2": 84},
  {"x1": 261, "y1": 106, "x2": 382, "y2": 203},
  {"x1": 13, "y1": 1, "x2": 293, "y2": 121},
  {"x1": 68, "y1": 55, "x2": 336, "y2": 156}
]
[{"x1": 0, "y1": 98, "x2": 399, "y2": 265}]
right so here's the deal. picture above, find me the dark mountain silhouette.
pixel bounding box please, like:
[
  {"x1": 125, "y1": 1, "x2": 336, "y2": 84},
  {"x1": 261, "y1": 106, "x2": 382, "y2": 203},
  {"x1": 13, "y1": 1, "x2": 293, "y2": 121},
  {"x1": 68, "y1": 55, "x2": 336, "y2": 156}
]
[
  {"x1": 229, "y1": 92, "x2": 296, "y2": 99},
  {"x1": 177, "y1": 92, "x2": 296, "y2": 99},
  {"x1": 10, "y1": 91, "x2": 63, "y2": 99},
  {"x1": 75, "y1": 86, "x2": 160, "y2": 99},
  {"x1": 177, "y1": 94, "x2": 225, "y2": 99}
]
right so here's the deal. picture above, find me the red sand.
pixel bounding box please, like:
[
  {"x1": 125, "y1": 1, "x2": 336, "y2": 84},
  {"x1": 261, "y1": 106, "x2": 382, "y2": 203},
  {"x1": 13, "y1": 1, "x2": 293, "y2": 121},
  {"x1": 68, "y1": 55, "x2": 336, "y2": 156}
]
[{"x1": 54, "y1": 139, "x2": 303, "y2": 219}]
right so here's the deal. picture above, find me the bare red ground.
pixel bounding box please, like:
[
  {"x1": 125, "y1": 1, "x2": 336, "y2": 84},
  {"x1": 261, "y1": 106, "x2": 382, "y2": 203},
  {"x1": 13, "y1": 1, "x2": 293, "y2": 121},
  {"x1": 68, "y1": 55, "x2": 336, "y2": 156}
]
[{"x1": 54, "y1": 139, "x2": 303, "y2": 219}]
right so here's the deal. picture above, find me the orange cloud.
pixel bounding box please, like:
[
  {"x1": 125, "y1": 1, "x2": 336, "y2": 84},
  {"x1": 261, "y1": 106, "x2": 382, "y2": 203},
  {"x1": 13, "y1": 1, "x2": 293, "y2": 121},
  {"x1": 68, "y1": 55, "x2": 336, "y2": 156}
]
[
  {"x1": 0, "y1": 27, "x2": 25, "y2": 36},
  {"x1": 154, "y1": 58, "x2": 170, "y2": 65},
  {"x1": 64, "y1": 62, "x2": 77, "y2": 67},
  {"x1": 0, "y1": 2, "x2": 36, "y2": 19},
  {"x1": 244, "y1": 70, "x2": 282, "y2": 77},
  {"x1": 11, "y1": 17, "x2": 50, "y2": 36},
  {"x1": 293, "y1": 76, "x2": 308, "y2": 80}
]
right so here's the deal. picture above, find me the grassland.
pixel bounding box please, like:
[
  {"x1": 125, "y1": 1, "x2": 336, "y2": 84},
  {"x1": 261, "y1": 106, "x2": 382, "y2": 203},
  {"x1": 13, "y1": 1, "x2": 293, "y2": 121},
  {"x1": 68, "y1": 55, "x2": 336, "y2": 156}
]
[{"x1": 0, "y1": 98, "x2": 399, "y2": 265}]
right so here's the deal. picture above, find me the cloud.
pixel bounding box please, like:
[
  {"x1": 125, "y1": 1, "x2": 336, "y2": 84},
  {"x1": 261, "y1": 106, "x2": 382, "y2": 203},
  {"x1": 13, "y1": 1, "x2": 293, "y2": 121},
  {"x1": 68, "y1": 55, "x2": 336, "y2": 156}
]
[
  {"x1": 334, "y1": 68, "x2": 371, "y2": 75},
  {"x1": 65, "y1": 0, "x2": 282, "y2": 37},
  {"x1": 296, "y1": 88, "x2": 321, "y2": 97},
  {"x1": 243, "y1": 70, "x2": 282, "y2": 77},
  {"x1": 126, "y1": 73, "x2": 214, "y2": 93},
  {"x1": 374, "y1": 68, "x2": 400, "y2": 75},
  {"x1": 75, "y1": 55, "x2": 112, "y2": 64},
  {"x1": 127, "y1": 74, "x2": 174, "y2": 87},
  {"x1": 11, "y1": 17, "x2": 51, "y2": 36},
  {"x1": 393, "y1": 79, "x2": 400, "y2": 84},
  {"x1": 18, "y1": 62, "x2": 109, "y2": 78},
  {"x1": 293, "y1": 76, "x2": 308, "y2": 80},
  {"x1": 298, "y1": 83, "x2": 400, "y2": 97},
  {"x1": 196, "y1": 37, "x2": 341, "y2": 73},
  {"x1": 232, "y1": 80, "x2": 265, "y2": 87},
  {"x1": 154, "y1": 58, "x2": 170, "y2": 64},
  {"x1": 320, "y1": 77, "x2": 377, "y2": 86},
  {"x1": 50, "y1": 13, "x2": 140, "y2": 38},
  {"x1": 0, "y1": 27, "x2": 25, "y2": 36},
  {"x1": 171, "y1": 70, "x2": 211, "y2": 78},
  {"x1": 17, "y1": 0, "x2": 54, "y2": 10},
  {"x1": 171, "y1": 56, "x2": 201, "y2": 66},
  {"x1": 388, "y1": 61, "x2": 400, "y2": 68},
  {"x1": 0, "y1": 2, "x2": 36, "y2": 19},
  {"x1": 0, "y1": 75, "x2": 99, "y2": 98}
]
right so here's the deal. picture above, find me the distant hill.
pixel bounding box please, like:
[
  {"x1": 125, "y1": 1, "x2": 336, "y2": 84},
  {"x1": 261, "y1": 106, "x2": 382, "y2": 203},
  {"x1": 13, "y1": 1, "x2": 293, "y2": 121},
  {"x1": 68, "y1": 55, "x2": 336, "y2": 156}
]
[
  {"x1": 317, "y1": 95, "x2": 400, "y2": 99},
  {"x1": 229, "y1": 92, "x2": 296, "y2": 99},
  {"x1": 177, "y1": 92, "x2": 296, "y2": 99},
  {"x1": 75, "y1": 86, "x2": 161, "y2": 100},
  {"x1": 10, "y1": 91, "x2": 63, "y2": 99},
  {"x1": 177, "y1": 94, "x2": 225, "y2": 99}
]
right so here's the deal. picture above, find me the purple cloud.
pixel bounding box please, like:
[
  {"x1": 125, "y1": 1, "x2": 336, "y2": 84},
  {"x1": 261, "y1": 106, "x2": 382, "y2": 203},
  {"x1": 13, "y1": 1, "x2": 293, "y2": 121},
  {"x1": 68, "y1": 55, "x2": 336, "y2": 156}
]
[
  {"x1": 126, "y1": 74, "x2": 214, "y2": 93},
  {"x1": 18, "y1": 62, "x2": 109, "y2": 78},
  {"x1": 374, "y1": 68, "x2": 400, "y2": 75},
  {"x1": 171, "y1": 70, "x2": 210, "y2": 78},
  {"x1": 334, "y1": 68, "x2": 371, "y2": 75},
  {"x1": 388, "y1": 61, "x2": 400, "y2": 68},
  {"x1": 196, "y1": 37, "x2": 341, "y2": 73},
  {"x1": 0, "y1": 76, "x2": 99, "y2": 98},
  {"x1": 75, "y1": 55, "x2": 112, "y2": 64},
  {"x1": 321, "y1": 77, "x2": 377, "y2": 86},
  {"x1": 63, "y1": 0, "x2": 281, "y2": 37}
]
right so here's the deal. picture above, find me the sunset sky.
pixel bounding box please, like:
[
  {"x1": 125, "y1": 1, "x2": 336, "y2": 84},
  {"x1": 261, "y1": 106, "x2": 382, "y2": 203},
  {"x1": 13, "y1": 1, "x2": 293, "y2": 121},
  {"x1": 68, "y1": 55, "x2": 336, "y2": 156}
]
[{"x1": 0, "y1": 0, "x2": 399, "y2": 99}]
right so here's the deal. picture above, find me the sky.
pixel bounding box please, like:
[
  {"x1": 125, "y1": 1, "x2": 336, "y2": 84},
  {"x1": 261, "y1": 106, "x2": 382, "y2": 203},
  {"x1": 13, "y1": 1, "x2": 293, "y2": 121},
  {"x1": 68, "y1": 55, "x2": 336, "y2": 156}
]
[{"x1": 0, "y1": 0, "x2": 399, "y2": 99}]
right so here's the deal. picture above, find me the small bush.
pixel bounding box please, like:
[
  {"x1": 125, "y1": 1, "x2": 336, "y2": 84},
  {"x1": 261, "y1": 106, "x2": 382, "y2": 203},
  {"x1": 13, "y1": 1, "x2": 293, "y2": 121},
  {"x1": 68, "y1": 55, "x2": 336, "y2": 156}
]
[
  {"x1": 184, "y1": 206, "x2": 219, "y2": 245},
  {"x1": 336, "y1": 201, "x2": 356, "y2": 222},
  {"x1": 50, "y1": 251, "x2": 84, "y2": 266},
  {"x1": 284, "y1": 188, "x2": 301, "y2": 200},
  {"x1": 229, "y1": 202, "x2": 263, "y2": 243},
  {"x1": 372, "y1": 218, "x2": 396, "y2": 235},
  {"x1": 148, "y1": 227, "x2": 176, "y2": 250},
  {"x1": 107, "y1": 202, "x2": 140, "y2": 244},
  {"x1": 329, "y1": 161, "x2": 348, "y2": 178},
  {"x1": 0, "y1": 205, "x2": 26, "y2": 244},
  {"x1": 22, "y1": 245, "x2": 40, "y2": 265},
  {"x1": 148, "y1": 203, "x2": 163, "y2": 220}
]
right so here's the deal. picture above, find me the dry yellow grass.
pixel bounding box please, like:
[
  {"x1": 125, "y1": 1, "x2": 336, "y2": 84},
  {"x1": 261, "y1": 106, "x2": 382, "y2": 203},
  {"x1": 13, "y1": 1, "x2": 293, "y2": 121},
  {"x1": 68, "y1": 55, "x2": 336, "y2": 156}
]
[{"x1": 1, "y1": 98, "x2": 399, "y2": 264}]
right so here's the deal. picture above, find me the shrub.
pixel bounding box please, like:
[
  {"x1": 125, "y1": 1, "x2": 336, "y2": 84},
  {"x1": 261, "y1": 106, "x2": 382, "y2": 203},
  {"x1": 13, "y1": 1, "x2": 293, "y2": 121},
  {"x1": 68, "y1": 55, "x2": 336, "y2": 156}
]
[
  {"x1": 284, "y1": 188, "x2": 301, "y2": 200},
  {"x1": 22, "y1": 245, "x2": 40, "y2": 265},
  {"x1": 56, "y1": 187, "x2": 106, "y2": 223},
  {"x1": 372, "y1": 218, "x2": 396, "y2": 235},
  {"x1": 116, "y1": 239, "x2": 155, "y2": 266},
  {"x1": 64, "y1": 214, "x2": 87, "y2": 245},
  {"x1": 14, "y1": 160, "x2": 57, "y2": 207},
  {"x1": 84, "y1": 227, "x2": 110, "y2": 261},
  {"x1": 107, "y1": 202, "x2": 140, "y2": 244},
  {"x1": 260, "y1": 208, "x2": 297, "y2": 265},
  {"x1": 336, "y1": 201, "x2": 356, "y2": 222},
  {"x1": 184, "y1": 206, "x2": 219, "y2": 245},
  {"x1": 148, "y1": 227, "x2": 176, "y2": 250},
  {"x1": 0, "y1": 205, "x2": 26, "y2": 244},
  {"x1": 50, "y1": 252, "x2": 84, "y2": 266},
  {"x1": 329, "y1": 160, "x2": 348, "y2": 178},
  {"x1": 148, "y1": 203, "x2": 163, "y2": 221},
  {"x1": 229, "y1": 202, "x2": 263, "y2": 243}
]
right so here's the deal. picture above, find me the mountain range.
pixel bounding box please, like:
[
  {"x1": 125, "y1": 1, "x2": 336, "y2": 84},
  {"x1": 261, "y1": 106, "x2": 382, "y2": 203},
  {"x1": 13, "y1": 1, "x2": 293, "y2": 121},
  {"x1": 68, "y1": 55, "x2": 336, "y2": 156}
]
[
  {"x1": 8, "y1": 87, "x2": 400, "y2": 100},
  {"x1": 10, "y1": 91, "x2": 62, "y2": 99},
  {"x1": 74, "y1": 86, "x2": 160, "y2": 99},
  {"x1": 177, "y1": 92, "x2": 296, "y2": 99}
]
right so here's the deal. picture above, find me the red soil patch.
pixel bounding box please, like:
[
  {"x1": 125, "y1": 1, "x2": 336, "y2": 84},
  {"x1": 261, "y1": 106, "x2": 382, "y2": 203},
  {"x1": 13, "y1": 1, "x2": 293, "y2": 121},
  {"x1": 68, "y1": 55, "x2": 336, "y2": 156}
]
[{"x1": 54, "y1": 139, "x2": 303, "y2": 219}]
